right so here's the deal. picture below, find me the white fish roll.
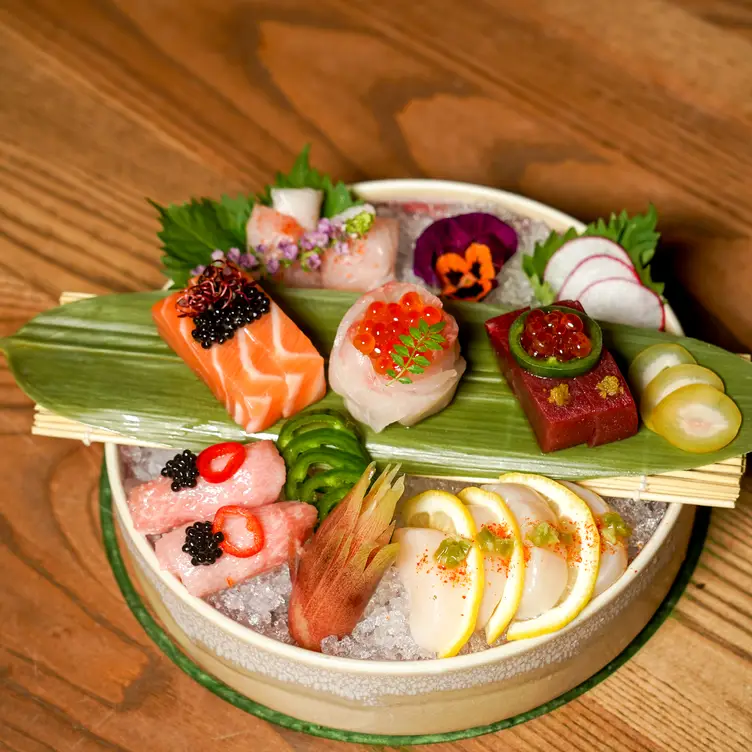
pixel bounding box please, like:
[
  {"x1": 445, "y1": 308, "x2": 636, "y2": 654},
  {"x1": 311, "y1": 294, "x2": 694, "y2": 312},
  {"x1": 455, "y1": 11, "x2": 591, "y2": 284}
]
[{"x1": 329, "y1": 282, "x2": 466, "y2": 433}]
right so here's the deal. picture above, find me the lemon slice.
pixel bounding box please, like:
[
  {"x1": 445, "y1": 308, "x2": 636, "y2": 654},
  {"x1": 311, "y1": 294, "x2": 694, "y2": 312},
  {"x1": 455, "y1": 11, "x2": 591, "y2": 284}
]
[
  {"x1": 400, "y1": 489, "x2": 477, "y2": 537},
  {"x1": 395, "y1": 490, "x2": 483, "y2": 657},
  {"x1": 458, "y1": 487, "x2": 525, "y2": 644},
  {"x1": 497, "y1": 473, "x2": 600, "y2": 641}
]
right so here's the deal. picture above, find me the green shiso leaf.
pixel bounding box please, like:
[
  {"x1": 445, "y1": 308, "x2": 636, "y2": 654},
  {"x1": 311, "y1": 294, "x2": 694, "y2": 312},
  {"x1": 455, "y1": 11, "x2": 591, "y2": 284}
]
[
  {"x1": 6, "y1": 290, "x2": 752, "y2": 479},
  {"x1": 524, "y1": 205, "x2": 664, "y2": 302},
  {"x1": 150, "y1": 196, "x2": 254, "y2": 288}
]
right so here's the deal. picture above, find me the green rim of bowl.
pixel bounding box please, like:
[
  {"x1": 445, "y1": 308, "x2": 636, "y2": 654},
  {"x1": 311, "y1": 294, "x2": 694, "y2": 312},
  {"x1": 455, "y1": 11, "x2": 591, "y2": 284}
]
[{"x1": 100, "y1": 461, "x2": 708, "y2": 746}]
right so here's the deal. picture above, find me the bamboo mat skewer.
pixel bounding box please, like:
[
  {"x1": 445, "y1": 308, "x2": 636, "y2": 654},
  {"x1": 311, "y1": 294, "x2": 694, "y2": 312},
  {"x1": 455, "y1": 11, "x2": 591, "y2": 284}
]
[{"x1": 30, "y1": 292, "x2": 747, "y2": 509}]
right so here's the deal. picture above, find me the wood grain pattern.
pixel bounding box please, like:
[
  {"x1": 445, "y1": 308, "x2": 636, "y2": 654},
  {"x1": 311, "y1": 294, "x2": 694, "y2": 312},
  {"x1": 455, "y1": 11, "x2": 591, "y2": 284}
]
[{"x1": 1, "y1": 1, "x2": 751, "y2": 749}]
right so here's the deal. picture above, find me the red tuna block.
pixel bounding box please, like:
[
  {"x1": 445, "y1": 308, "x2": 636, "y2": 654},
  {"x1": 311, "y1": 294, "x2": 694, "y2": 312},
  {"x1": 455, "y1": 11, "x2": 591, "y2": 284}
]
[{"x1": 485, "y1": 300, "x2": 638, "y2": 453}]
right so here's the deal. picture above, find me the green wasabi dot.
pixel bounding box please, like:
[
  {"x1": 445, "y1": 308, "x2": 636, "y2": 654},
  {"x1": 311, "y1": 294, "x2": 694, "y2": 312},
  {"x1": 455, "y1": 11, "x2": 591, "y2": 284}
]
[
  {"x1": 476, "y1": 527, "x2": 515, "y2": 558},
  {"x1": 527, "y1": 521, "x2": 560, "y2": 548},
  {"x1": 601, "y1": 512, "x2": 631, "y2": 545},
  {"x1": 434, "y1": 537, "x2": 471, "y2": 569}
]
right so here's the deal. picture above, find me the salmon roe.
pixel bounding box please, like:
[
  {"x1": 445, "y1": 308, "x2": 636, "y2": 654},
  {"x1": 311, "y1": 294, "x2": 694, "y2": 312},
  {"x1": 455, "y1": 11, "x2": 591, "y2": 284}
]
[
  {"x1": 520, "y1": 309, "x2": 591, "y2": 362},
  {"x1": 352, "y1": 292, "x2": 446, "y2": 376}
]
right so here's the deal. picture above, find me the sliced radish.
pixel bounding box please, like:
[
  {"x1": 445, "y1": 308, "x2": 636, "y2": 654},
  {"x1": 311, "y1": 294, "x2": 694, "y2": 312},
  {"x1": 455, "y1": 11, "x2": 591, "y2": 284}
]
[
  {"x1": 543, "y1": 237, "x2": 632, "y2": 292},
  {"x1": 558, "y1": 255, "x2": 638, "y2": 301},
  {"x1": 578, "y1": 278, "x2": 664, "y2": 329}
]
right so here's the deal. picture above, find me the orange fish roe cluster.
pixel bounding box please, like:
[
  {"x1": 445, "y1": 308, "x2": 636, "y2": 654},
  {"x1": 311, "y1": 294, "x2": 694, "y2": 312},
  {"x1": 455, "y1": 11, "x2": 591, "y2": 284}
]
[
  {"x1": 351, "y1": 292, "x2": 447, "y2": 377},
  {"x1": 521, "y1": 308, "x2": 592, "y2": 362}
]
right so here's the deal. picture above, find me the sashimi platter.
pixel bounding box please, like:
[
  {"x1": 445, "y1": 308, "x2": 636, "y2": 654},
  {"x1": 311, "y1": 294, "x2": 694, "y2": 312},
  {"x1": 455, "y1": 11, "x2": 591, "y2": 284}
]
[{"x1": 5, "y1": 146, "x2": 752, "y2": 737}]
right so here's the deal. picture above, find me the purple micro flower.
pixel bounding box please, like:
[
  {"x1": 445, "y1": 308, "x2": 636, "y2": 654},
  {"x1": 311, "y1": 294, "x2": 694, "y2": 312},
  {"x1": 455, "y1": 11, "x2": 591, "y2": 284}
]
[
  {"x1": 413, "y1": 212, "x2": 518, "y2": 289},
  {"x1": 317, "y1": 218, "x2": 333, "y2": 235},
  {"x1": 190, "y1": 265, "x2": 206, "y2": 276},
  {"x1": 305, "y1": 253, "x2": 322, "y2": 271},
  {"x1": 279, "y1": 240, "x2": 299, "y2": 261},
  {"x1": 239, "y1": 253, "x2": 258, "y2": 269},
  {"x1": 298, "y1": 235, "x2": 316, "y2": 251},
  {"x1": 226, "y1": 247, "x2": 241, "y2": 263},
  {"x1": 332, "y1": 240, "x2": 349, "y2": 255},
  {"x1": 211, "y1": 249, "x2": 225, "y2": 261},
  {"x1": 266, "y1": 257, "x2": 280, "y2": 275}
]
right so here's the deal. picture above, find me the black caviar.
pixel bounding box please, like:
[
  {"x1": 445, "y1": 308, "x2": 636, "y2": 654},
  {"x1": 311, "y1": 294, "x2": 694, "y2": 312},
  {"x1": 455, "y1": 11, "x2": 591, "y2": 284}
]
[
  {"x1": 182, "y1": 521, "x2": 225, "y2": 566},
  {"x1": 160, "y1": 449, "x2": 200, "y2": 492},
  {"x1": 191, "y1": 284, "x2": 271, "y2": 349}
]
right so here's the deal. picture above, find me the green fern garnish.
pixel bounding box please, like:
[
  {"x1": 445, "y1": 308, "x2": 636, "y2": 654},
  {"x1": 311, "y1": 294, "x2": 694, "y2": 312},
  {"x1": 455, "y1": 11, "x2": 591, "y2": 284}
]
[{"x1": 386, "y1": 320, "x2": 446, "y2": 385}]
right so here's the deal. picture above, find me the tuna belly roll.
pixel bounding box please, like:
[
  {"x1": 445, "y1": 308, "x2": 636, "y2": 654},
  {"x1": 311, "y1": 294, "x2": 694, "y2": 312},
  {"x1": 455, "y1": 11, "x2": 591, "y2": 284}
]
[
  {"x1": 153, "y1": 261, "x2": 326, "y2": 434},
  {"x1": 329, "y1": 281, "x2": 466, "y2": 432}
]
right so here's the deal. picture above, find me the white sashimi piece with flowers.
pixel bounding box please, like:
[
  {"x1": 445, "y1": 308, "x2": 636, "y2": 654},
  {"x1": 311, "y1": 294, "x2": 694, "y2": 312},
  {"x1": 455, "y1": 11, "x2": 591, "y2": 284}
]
[
  {"x1": 329, "y1": 281, "x2": 466, "y2": 433},
  {"x1": 245, "y1": 200, "x2": 396, "y2": 292},
  {"x1": 321, "y1": 206, "x2": 398, "y2": 291}
]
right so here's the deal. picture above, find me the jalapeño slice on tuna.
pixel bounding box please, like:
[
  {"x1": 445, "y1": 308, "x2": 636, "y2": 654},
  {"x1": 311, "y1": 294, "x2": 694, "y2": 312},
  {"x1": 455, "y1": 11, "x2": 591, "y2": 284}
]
[{"x1": 509, "y1": 305, "x2": 602, "y2": 378}]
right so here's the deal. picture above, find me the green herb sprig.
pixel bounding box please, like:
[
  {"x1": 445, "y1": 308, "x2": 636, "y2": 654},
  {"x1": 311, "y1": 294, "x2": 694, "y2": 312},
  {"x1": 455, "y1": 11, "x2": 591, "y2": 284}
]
[
  {"x1": 386, "y1": 319, "x2": 446, "y2": 385},
  {"x1": 522, "y1": 205, "x2": 663, "y2": 305}
]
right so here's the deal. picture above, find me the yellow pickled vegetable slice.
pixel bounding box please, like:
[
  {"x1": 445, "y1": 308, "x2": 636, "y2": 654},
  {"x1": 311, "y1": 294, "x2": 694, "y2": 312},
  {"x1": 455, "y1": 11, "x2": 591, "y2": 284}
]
[
  {"x1": 641, "y1": 363, "x2": 724, "y2": 430},
  {"x1": 652, "y1": 383, "x2": 741, "y2": 453},
  {"x1": 628, "y1": 343, "x2": 696, "y2": 395}
]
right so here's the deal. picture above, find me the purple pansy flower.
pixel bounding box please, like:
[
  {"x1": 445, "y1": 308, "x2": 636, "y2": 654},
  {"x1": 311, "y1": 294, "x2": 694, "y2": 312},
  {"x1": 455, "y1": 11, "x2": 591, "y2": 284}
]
[{"x1": 413, "y1": 212, "x2": 518, "y2": 293}]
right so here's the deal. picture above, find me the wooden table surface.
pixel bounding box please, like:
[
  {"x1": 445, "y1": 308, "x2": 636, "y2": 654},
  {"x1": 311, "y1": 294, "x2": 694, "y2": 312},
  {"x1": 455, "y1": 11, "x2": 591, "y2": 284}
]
[{"x1": 1, "y1": 1, "x2": 751, "y2": 750}]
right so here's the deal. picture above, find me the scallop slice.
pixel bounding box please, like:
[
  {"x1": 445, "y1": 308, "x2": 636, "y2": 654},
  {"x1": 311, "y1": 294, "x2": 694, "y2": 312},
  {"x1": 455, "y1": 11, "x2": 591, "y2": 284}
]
[
  {"x1": 481, "y1": 483, "x2": 568, "y2": 621},
  {"x1": 652, "y1": 383, "x2": 741, "y2": 453},
  {"x1": 560, "y1": 481, "x2": 628, "y2": 597},
  {"x1": 393, "y1": 527, "x2": 483, "y2": 657},
  {"x1": 628, "y1": 343, "x2": 696, "y2": 395},
  {"x1": 640, "y1": 364, "x2": 724, "y2": 430}
]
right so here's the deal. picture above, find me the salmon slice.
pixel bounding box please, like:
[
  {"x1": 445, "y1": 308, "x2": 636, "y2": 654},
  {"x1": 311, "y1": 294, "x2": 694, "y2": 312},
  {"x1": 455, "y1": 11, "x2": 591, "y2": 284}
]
[
  {"x1": 244, "y1": 304, "x2": 327, "y2": 417},
  {"x1": 152, "y1": 282, "x2": 325, "y2": 432},
  {"x1": 155, "y1": 501, "x2": 318, "y2": 597},
  {"x1": 128, "y1": 440, "x2": 286, "y2": 534}
]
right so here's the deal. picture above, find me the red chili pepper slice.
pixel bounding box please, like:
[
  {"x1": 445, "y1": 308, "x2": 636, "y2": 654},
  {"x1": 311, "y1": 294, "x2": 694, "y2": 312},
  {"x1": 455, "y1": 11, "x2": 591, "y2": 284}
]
[
  {"x1": 212, "y1": 505, "x2": 265, "y2": 558},
  {"x1": 196, "y1": 442, "x2": 246, "y2": 484}
]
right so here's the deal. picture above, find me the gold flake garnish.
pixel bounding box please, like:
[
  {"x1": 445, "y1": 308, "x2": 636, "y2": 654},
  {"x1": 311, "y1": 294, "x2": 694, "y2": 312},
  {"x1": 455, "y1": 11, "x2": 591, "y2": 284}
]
[
  {"x1": 597, "y1": 375, "x2": 623, "y2": 398},
  {"x1": 548, "y1": 384, "x2": 570, "y2": 406}
]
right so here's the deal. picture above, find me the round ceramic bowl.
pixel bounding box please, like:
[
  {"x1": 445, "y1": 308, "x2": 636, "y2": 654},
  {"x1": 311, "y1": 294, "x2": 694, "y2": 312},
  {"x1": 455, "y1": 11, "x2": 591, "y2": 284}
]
[{"x1": 105, "y1": 180, "x2": 692, "y2": 737}]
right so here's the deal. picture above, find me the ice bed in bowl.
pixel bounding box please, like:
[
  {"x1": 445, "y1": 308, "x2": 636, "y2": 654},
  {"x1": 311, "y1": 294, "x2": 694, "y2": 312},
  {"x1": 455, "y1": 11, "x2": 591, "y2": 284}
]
[{"x1": 101, "y1": 179, "x2": 699, "y2": 738}]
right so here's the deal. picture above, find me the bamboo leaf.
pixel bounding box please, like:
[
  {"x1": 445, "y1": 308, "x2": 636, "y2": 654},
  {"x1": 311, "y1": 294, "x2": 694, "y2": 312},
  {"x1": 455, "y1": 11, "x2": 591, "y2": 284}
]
[{"x1": 5, "y1": 288, "x2": 752, "y2": 480}]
